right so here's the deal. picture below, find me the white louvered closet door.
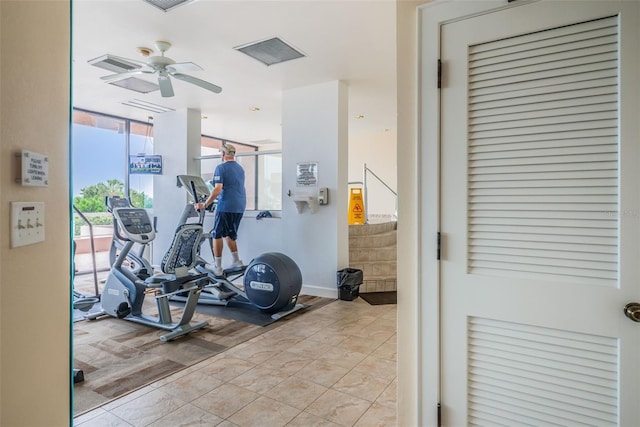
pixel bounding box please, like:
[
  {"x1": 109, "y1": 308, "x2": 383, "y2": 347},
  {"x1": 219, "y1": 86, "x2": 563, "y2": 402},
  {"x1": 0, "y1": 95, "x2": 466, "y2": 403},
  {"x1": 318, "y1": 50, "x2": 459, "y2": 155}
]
[{"x1": 439, "y1": 1, "x2": 639, "y2": 426}]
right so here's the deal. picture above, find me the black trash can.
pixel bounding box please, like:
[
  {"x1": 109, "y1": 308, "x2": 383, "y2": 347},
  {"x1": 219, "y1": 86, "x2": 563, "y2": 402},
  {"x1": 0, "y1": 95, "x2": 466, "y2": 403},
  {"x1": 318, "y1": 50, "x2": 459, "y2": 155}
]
[{"x1": 337, "y1": 268, "x2": 363, "y2": 301}]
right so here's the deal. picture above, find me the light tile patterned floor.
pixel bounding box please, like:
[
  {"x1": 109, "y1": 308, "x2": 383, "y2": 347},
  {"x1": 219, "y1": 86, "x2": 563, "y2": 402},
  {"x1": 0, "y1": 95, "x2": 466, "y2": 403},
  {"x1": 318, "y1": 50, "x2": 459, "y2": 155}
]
[{"x1": 74, "y1": 298, "x2": 397, "y2": 427}]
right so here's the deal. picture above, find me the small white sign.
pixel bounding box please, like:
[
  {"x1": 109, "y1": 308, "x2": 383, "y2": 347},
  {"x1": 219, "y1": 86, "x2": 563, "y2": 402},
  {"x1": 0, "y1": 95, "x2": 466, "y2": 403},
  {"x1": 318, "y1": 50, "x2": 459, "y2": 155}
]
[
  {"x1": 20, "y1": 150, "x2": 49, "y2": 187},
  {"x1": 296, "y1": 162, "x2": 318, "y2": 188}
]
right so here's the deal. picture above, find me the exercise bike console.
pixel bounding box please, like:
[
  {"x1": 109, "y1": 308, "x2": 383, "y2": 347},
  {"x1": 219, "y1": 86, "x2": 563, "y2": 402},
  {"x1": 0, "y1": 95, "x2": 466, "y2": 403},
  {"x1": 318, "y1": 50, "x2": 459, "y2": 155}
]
[{"x1": 114, "y1": 208, "x2": 155, "y2": 243}]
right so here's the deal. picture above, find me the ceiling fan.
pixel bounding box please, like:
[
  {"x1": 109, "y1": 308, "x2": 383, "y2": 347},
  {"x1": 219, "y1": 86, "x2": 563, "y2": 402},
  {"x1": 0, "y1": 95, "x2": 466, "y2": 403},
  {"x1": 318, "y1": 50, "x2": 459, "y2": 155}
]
[{"x1": 100, "y1": 40, "x2": 222, "y2": 97}]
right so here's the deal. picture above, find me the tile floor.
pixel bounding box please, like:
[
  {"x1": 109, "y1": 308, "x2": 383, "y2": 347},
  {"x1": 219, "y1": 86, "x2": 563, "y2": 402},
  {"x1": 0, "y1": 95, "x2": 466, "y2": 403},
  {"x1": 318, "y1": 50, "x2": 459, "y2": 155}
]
[{"x1": 73, "y1": 297, "x2": 397, "y2": 427}]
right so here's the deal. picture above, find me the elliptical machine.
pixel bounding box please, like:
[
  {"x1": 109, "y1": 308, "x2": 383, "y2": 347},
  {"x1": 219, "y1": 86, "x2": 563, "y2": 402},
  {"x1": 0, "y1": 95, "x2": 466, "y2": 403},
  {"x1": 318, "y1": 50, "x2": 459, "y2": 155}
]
[
  {"x1": 175, "y1": 175, "x2": 306, "y2": 319},
  {"x1": 88, "y1": 205, "x2": 209, "y2": 342}
]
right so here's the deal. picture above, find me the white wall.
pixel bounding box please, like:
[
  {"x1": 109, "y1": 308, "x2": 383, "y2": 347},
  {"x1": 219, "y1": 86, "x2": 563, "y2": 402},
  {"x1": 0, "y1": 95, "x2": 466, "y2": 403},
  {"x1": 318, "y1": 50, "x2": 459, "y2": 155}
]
[
  {"x1": 281, "y1": 81, "x2": 349, "y2": 298},
  {"x1": 0, "y1": 1, "x2": 71, "y2": 425},
  {"x1": 396, "y1": 1, "x2": 428, "y2": 426},
  {"x1": 152, "y1": 109, "x2": 201, "y2": 265},
  {"x1": 348, "y1": 130, "x2": 398, "y2": 220}
]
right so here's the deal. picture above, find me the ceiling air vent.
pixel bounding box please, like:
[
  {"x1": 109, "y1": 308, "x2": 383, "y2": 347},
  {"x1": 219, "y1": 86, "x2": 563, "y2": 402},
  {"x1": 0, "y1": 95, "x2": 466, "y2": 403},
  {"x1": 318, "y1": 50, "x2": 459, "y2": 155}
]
[
  {"x1": 109, "y1": 77, "x2": 159, "y2": 94},
  {"x1": 88, "y1": 54, "x2": 140, "y2": 73},
  {"x1": 122, "y1": 99, "x2": 174, "y2": 114},
  {"x1": 234, "y1": 37, "x2": 305, "y2": 66},
  {"x1": 142, "y1": 0, "x2": 195, "y2": 12}
]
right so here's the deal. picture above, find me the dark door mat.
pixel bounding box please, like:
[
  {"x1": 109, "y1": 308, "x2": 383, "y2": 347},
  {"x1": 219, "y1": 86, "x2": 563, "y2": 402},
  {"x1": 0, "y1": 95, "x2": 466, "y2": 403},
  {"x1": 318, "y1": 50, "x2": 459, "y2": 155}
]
[{"x1": 360, "y1": 291, "x2": 397, "y2": 305}]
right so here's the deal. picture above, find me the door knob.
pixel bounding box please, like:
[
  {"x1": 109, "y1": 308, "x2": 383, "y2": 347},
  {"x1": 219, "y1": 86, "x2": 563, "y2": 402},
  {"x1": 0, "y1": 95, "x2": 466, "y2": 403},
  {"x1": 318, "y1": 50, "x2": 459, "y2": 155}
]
[{"x1": 623, "y1": 302, "x2": 640, "y2": 322}]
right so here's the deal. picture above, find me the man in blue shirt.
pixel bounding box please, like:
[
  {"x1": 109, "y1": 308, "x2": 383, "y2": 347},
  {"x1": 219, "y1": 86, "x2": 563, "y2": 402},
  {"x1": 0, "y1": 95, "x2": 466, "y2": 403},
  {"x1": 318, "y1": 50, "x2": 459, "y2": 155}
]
[{"x1": 195, "y1": 143, "x2": 246, "y2": 276}]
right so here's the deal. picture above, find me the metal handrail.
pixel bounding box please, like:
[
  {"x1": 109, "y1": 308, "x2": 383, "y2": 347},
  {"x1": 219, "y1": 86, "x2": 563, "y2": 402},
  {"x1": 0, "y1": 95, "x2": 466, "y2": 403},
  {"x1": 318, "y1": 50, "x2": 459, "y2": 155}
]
[
  {"x1": 73, "y1": 205, "x2": 99, "y2": 297},
  {"x1": 349, "y1": 163, "x2": 397, "y2": 223}
]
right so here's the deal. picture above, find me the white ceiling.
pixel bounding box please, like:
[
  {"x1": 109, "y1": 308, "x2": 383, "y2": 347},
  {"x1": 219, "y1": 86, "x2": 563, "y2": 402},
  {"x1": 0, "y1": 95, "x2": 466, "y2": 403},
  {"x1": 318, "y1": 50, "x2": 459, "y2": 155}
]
[{"x1": 72, "y1": 0, "x2": 397, "y2": 147}]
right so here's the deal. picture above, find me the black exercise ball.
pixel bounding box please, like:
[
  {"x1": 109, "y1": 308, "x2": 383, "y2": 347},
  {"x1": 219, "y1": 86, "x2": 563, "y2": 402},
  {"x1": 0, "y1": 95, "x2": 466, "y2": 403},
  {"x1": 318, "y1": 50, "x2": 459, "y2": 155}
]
[{"x1": 243, "y1": 252, "x2": 302, "y2": 313}]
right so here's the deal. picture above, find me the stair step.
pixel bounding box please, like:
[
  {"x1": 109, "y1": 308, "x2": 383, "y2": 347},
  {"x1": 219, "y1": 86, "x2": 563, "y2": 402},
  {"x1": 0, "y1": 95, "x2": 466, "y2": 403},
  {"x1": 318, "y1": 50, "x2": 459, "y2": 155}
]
[
  {"x1": 360, "y1": 278, "x2": 397, "y2": 293},
  {"x1": 348, "y1": 221, "x2": 397, "y2": 236},
  {"x1": 349, "y1": 231, "x2": 396, "y2": 249},
  {"x1": 349, "y1": 220, "x2": 397, "y2": 293},
  {"x1": 349, "y1": 246, "x2": 396, "y2": 263},
  {"x1": 349, "y1": 260, "x2": 396, "y2": 279}
]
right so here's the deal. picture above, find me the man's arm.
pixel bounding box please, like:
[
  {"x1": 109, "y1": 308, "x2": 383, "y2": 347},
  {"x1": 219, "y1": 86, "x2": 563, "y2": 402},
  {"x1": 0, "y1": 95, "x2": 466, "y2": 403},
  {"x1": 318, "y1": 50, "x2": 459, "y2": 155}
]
[{"x1": 196, "y1": 183, "x2": 223, "y2": 211}]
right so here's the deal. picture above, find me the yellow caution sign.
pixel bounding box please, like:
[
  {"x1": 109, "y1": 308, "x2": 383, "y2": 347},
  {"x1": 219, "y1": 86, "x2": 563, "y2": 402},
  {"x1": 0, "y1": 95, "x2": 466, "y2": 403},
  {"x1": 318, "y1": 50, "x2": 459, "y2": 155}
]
[{"x1": 348, "y1": 188, "x2": 366, "y2": 224}]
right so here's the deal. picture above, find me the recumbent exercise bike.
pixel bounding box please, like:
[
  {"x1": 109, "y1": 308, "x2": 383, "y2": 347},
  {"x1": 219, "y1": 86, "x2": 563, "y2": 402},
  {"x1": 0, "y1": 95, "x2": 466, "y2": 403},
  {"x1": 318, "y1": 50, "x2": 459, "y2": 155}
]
[{"x1": 87, "y1": 206, "x2": 209, "y2": 342}]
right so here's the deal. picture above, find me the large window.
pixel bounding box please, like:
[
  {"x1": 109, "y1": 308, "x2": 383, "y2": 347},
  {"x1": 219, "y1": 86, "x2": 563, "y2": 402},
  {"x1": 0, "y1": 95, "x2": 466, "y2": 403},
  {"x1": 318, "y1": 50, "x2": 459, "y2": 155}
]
[
  {"x1": 200, "y1": 136, "x2": 282, "y2": 211},
  {"x1": 201, "y1": 135, "x2": 257, "y2": 210},
  {"x1": 72, "y1": 110, "x2": 157, "y2": 270},
  {"x1": 72, "y1": 109, "x2": 280, "y2": 244}
]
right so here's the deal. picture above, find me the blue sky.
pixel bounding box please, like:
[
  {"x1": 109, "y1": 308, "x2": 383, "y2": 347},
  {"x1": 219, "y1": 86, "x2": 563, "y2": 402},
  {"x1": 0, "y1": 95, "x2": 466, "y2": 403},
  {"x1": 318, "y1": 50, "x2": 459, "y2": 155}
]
[{"x1": 72, "y1": 125, "x2": 153, "y2": 197}]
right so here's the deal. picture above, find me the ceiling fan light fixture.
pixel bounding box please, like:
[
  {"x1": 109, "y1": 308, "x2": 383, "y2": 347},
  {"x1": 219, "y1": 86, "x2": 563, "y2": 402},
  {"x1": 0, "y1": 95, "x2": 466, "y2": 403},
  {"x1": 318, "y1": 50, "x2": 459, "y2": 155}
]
[
  {"x1": 142, "y1": 0, "x2": 195, "y2": 12},
  {"x1": 234, "y1": 37, "x2": 305, "y2": 66}
]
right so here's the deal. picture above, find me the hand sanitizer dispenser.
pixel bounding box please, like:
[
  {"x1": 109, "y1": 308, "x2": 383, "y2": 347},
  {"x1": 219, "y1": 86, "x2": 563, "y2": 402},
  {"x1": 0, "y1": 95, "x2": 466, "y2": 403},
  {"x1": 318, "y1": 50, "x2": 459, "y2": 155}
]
[{"x1": 293, "y1": 191, "x2": 318, "y2": 214}]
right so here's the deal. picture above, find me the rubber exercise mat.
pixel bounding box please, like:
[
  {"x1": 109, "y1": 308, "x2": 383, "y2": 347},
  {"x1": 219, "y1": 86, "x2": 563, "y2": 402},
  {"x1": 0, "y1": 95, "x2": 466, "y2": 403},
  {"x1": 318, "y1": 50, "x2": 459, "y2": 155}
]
[
  {"x1": 172, "y1": 299, "x2": 302, "y2": 327},
  {"x1": 359, "y1": 291, "x2": 397, "y2": 305}
]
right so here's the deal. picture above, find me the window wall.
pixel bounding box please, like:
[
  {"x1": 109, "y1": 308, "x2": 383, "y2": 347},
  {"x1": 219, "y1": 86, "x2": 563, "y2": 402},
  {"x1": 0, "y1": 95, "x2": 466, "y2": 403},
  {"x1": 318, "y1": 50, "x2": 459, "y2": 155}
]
[
  {"x1": 72, "y1": 110, "x2": 157, "y2": 270},
  {"x1": 71, "y1": 109, "x2": 281, "y2": 272},
  {"x1": 200, "y1": 135, "x2": 258, "y2": 211}
]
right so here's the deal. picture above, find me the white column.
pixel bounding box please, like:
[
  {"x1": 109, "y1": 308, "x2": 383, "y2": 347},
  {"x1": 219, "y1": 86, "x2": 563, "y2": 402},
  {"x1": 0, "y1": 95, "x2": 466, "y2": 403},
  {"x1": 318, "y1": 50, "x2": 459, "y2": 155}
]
[
  {"x1": 152, "y1": 108, "x2": 201, "y2": 265},
  {"x1": 282, "y1": 81, "x2": 349, "y2": 297}
]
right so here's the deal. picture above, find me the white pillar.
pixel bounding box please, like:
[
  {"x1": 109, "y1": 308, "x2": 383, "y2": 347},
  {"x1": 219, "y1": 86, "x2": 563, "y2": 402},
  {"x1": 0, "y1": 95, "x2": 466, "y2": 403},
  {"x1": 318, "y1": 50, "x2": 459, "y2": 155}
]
[
  {"x1": 282, "y1": 81, "x2": 349, "y2": 297},
  {"x1": 152, "y1": 108, "x2": 201, "y2": 265}
]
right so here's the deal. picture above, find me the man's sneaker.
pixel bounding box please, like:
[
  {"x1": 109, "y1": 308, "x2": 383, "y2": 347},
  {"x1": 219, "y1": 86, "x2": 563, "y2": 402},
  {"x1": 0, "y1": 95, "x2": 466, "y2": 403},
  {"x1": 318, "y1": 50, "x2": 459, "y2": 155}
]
[
  {"x1": 230, "y1": 260, "x2": 244, "y2": 269},
  {"x1": 205, "y1": 263, "x2": 224, "y2": 277}
]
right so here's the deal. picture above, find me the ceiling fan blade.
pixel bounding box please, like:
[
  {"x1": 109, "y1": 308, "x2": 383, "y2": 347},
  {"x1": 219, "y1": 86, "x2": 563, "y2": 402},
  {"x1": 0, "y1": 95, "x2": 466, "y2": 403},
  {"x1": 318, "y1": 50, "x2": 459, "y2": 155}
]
[
  {"x1": 100, "y1": 69, "x2": 151, "y2": 82},
  {"x1": 171, "y1": 72, "x2": 222, "y2": 94},
  {"x1": 167, "y1": 62, "x2": 203, "y2": 73},
  {"x1": 157, "y1": 72, "x2": 174, "y2": 97}
]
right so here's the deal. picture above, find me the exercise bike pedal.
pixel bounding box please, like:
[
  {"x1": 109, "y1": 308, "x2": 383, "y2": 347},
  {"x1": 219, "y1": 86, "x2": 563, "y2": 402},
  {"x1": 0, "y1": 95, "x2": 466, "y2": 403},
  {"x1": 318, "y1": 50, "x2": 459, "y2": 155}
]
[
  {"x1": 116, "y1": 302, "x2": 131, "y2": 319},
  {"x1": 222, "y1": 265, "x2": 247, "y2": 279}
]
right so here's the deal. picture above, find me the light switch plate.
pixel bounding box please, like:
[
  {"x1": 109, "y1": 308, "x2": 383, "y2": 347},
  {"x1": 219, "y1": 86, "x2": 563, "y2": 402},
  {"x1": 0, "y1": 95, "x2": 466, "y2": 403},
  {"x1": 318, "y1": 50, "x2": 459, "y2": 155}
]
[{"x1": 11, "y1": 202, "x2": 45, "y2": 248}]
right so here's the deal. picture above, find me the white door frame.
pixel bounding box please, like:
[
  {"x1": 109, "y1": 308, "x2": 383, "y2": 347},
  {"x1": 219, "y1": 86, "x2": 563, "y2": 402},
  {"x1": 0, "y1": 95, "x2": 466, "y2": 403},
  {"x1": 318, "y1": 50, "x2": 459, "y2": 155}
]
[{"x1": 416, "y1": 1, "x2": 538, "y2": 425}]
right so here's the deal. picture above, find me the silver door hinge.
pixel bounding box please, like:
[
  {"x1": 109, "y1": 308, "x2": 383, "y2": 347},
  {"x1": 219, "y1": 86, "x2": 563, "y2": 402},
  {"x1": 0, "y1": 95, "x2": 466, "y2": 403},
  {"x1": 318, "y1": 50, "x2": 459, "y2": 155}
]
[{"x1": 437, "y1": 402, "x2": 442, "y2": 426}]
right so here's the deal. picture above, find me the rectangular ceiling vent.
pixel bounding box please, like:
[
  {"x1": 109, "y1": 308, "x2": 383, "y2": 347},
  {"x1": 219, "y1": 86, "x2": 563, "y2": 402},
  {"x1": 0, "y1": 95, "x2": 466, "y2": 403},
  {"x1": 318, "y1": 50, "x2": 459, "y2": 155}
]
[
  {"x1": 142, "y1": 0, "x2": 195, "y2": 12},
  {"x1": 234, "y1": 37, "x2": 305, "y2": 66},
  {"x1": 122, "y1": 99, "x2": 174, "y2": 114},
  {"x1": 88, "y1": 55, "x2": 140, "y2": 73},
  {"x1": 109, "y1": 77, "x2": 159, "y2": 94}
]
